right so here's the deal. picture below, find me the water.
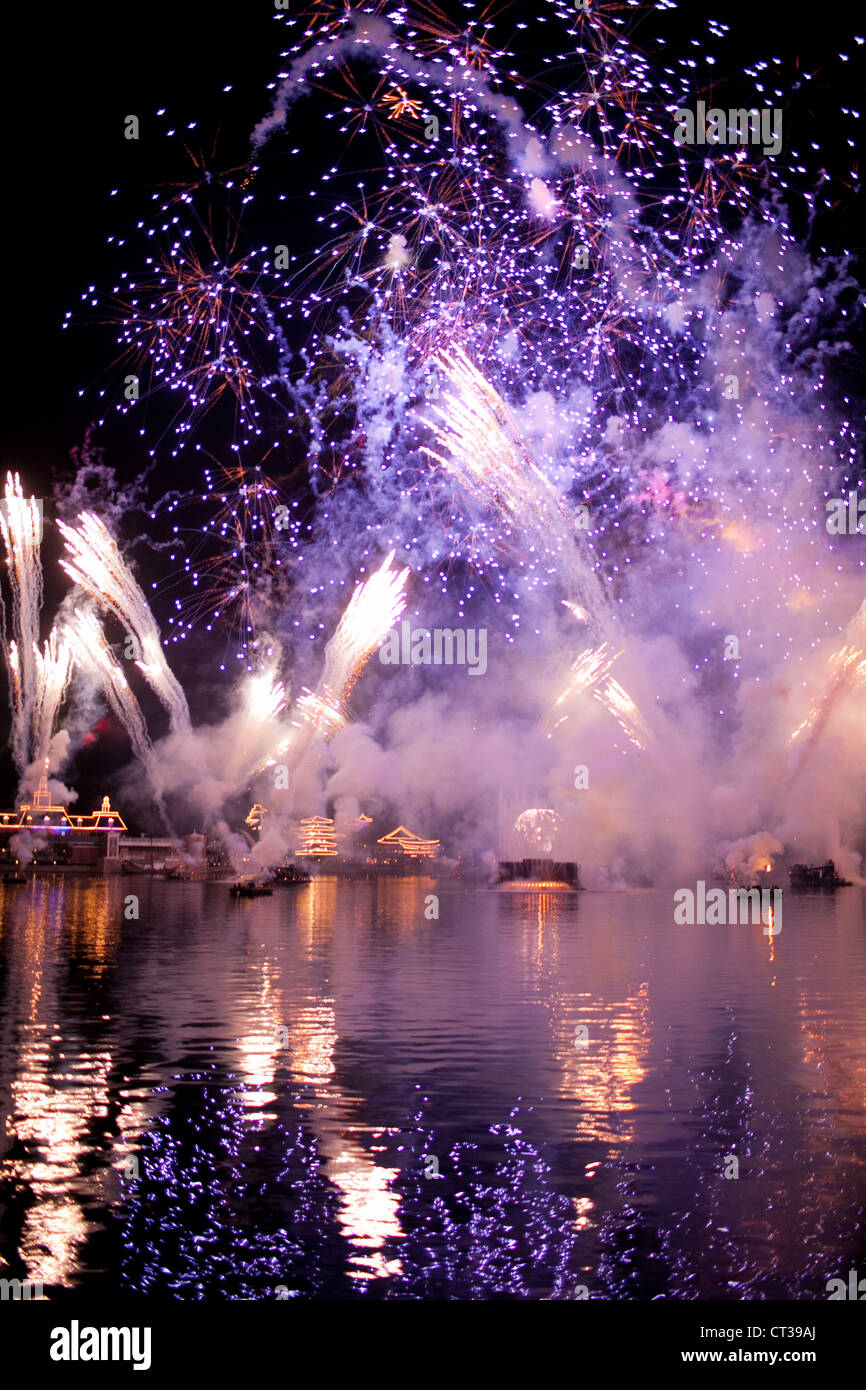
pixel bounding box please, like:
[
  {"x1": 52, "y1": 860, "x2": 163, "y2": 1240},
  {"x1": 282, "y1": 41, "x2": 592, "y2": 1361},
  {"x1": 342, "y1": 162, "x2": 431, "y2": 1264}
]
[{"x1": 0, "y1": 875, "x2": 864, "y2": 1300}]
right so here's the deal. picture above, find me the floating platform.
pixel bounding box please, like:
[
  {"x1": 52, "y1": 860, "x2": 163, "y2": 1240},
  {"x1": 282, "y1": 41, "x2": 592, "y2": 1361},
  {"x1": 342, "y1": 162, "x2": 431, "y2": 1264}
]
[
  {"x1": 492, "y1": 858, "x2": 582, "y2": 892},
  {"x1": 788, "y1": 860, "x2": 851, "y2": 890},
  {"x1": 273, "y1": 865, "x2": 311, "y2": 885}
]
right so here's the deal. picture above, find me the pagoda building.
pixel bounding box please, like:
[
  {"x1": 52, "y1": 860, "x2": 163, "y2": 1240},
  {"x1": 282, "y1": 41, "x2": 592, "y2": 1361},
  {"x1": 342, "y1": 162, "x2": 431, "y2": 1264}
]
[
  {"x1": 295, "y1": 815, "x2": 342, "y2": 859},
  {"x1": 376, "y1": 825, "x2": 440, "y2": 862}
]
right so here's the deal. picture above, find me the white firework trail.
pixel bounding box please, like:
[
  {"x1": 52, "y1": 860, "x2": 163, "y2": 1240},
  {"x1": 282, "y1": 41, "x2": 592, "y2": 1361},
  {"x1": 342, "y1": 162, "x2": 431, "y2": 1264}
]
[
  {"x1": 541, "y1": 639, "x2": 650, "y2": 751},
  {"x1": 58, "y1": 511, "x2": 192, "y2": 736},
  {"x1": 33, "y1": 628, "x2": 74, "y2": 768},
  {"x1": 0, "y1": 472, "x2": 44, "y2": 771},
  {"x1": 259, "y1": 550, "x2": 410, "y2": 779},
  {"x1": 318, "y1": 549, "x2": 410, "y2": 704},
  {"x1": 65, "y1": 607, "x2": 170, "y2": 822},
  {"x1": 784, "y1": 596, "x2": 866, "y2": 795},
  {"x1": 244, "y1": 668, "x2": 288, "y2": 725},
  {"x1": 421, "y1": 347, "x2": 606, "y2": 628},
  {"x1": 225, "y1": 665, "x2": 291, "y2": 791}
]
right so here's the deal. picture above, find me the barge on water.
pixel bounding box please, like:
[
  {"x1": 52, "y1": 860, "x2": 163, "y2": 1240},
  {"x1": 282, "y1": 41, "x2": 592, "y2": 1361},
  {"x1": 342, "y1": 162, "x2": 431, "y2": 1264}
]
[
  {"x1": 492, "y1": 858, "x2": 582, "y2": 892},
  {"x1": 788, "y1": 859, "x2": 851, "y2": 890}
]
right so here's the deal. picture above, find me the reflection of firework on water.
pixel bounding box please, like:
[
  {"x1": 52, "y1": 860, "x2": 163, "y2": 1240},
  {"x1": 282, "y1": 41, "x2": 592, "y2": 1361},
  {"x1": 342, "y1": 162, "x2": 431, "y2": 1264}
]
[
  {"x1": 514, "y1": 808, "x2": 562, "y2": 856},
  {"x1": 0, "y1": 472, "x2": 44, "y2": 772},
  {"x1": 58, "y1": 512, "x2": 192, "y2": 736}
]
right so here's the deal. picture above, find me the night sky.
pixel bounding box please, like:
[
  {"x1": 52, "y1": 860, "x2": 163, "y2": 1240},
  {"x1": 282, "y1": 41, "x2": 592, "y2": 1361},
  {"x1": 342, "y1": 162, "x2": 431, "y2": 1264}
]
[{"x1": 1, "y1": 1, "x2": 863, "y2": 826}]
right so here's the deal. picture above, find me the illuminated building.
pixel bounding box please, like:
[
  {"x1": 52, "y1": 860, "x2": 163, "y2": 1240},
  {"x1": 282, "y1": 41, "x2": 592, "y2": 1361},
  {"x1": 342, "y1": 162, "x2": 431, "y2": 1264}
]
[
  {"x1": 296, "y1": 815, "x2": 341, "y2": 859},
  {"x1": 0, "y1": 774, "x2": 127, "y2": 868},
  {"x1": 375, "y1": 825, "x2": 440, "y2": 863}
]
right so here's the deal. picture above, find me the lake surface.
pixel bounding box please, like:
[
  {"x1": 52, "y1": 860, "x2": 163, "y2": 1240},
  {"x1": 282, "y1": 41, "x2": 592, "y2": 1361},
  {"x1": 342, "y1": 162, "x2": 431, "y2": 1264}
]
[{"x1": 0, "y1": 875, "x2": 864, "y2": 1300}]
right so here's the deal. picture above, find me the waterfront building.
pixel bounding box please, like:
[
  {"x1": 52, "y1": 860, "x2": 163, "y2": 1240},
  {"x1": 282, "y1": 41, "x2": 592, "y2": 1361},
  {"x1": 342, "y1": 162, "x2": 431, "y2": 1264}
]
[
  {"x1": 0, "y1": 774, "x2": 126, "y2": 868},
  {"x1": 375, "y1": 825, "x2": 440, "y2": 863}
]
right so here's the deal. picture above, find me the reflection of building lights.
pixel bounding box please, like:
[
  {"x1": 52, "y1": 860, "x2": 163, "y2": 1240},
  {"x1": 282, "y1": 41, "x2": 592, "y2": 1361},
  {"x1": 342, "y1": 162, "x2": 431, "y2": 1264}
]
[
  {"x1": 285, "y1": 998, "x2": 403, "y2": 1280},
  {"x1": 571, "y1": 1196, "x2": 594, "y2": 1232},
  {"x1": 2, "y1": 887, "x2": 119, "y2": 1287}
]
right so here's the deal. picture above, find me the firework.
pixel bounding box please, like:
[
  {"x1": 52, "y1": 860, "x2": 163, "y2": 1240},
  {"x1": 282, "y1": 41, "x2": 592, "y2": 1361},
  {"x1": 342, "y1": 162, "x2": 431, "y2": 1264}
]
[
  {"x1": 259, "y1": 550, "x2": 410, "y2": 781},
  {"x1": 785, "y1": 599, "x2": 866, "y2": 791},
  {"x1": 541, "y1": 639, "x2": 649, "y2": 751},
  {"x1": 317, "y1": 549, "x2": 410, "y2": 702},
  {"x1": 64, "y1": 607, "x2": 170, "y2": 823},
  {"x1": 421, "y1": 347, "x2": 606, "y2": 617},
  {"x1": 58, "y1": 512, "x2": 192, "y2": 736},
  {"x1": 514, "y1": 808, "x2": 562, "y2": 856},
  {"x1": 0, "y1": 472, "x2": 44, "y2": 772},
  {"x1": 69, "y1": 164, "x2": 291, "y2": 457},
  {"x1": 148, "y1": 458, "x2": 299, "y2": 662},
  {"x1": 32, "y1": 629, "x2": 74, "y2": 769},
  {"x1": 48, "y1": 0, "x2": 864, "y2": 876}
]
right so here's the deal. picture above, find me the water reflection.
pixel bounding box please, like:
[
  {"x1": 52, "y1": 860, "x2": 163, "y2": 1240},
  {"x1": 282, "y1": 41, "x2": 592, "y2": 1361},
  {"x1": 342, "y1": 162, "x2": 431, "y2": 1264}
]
[{"x1": 0, "y1": 876, "x2": 865, "y2": 1298}]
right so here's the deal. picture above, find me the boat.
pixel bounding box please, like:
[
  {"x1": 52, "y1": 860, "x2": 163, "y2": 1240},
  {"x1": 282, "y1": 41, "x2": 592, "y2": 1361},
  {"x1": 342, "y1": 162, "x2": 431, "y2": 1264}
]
[
  {"x1": 492, "y1": 858, "x2": 582, "y2": 892},
  {"x1": 273, "y1": 864, "x2": 311, "y2": 885},
  {"x1": 2, "y1": 872, "x2": 27, "y2": 884},
  {"x1": 229, "y1": 881, "x2": 274, "y2": 898},
  {"x1": 788, "y1": 860, "x2": 851, "y2": 890}
]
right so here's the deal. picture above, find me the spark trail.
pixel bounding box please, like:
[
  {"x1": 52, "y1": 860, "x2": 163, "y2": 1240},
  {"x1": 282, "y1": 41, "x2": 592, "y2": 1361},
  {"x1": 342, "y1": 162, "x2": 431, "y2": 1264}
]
[
  {"x1": 261, "y1": 550, "x2": 410, "y2": 781},
  {"x1": 65, "y1": 607, "x2": 172, "y2": 827},
  {"x1": 0, "y1": 472, "x2": 44, "y2": 772},
  {"x1": 58, "y1": 512, "x2": 192, "y2": 736},
  {"x1": 32, "y1": 629, "x2": 74, "y2": 769}
]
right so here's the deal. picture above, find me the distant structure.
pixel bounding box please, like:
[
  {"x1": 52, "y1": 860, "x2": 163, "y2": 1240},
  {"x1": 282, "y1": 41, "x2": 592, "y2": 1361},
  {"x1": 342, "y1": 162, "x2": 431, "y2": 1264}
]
[
  {"x1": 296, "y1": 815, "x2": 341, "y2": 859},
  {"x1": 493, "y1": 799, "x2": 580, "y2": 891},
  {"x1": 494, "y1": 859, "x2": 581, "y2": 892},
  {"x1": 376, "y1": 825, "x2": 440, "y2": 863},
  {"x1": 241, "y1": 802, "x2": 440, "y2": 871},
  {"x1": 245, "y1": 803, "x2": 269, "y2": 833},
  {"x1": 789, "y1": 859, "x2": 851, "y2": 890},
  {"x1": 0, "y1": 774, "x2": 127, "y2": 868}
]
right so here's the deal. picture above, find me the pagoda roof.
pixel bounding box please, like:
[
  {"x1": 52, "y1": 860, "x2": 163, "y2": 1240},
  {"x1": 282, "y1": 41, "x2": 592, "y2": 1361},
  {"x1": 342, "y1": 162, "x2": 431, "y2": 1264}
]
[{"x1": 377, "y1": 824, "x2": 427, "y2": 844}]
